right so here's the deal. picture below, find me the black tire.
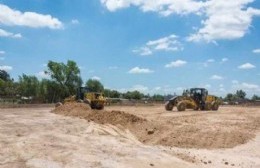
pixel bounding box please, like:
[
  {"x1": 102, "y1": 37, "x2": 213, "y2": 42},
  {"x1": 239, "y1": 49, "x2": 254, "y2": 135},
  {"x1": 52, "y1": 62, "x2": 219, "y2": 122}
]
[
  {"x1": 165, "y1": 102, "x2": 174, "y2": 111},
  {"x1": 90, "y1": 103, "x2": 96, "y2": 109},
  {"x1": 211, "y1": 102, "x2": 219, "y2": 111},
  {"x1": 204, "y1": 102, "x2": 212, "y2": 111},
  {"x1": 96, "y1": 105, "x2": 104, "y2": 110},
  {"x1": 193, "y1": 106, "x2": 199, "y2": 111},
  {"x1": 177, "y1": 102, "x2": 186, "y2": 111}
]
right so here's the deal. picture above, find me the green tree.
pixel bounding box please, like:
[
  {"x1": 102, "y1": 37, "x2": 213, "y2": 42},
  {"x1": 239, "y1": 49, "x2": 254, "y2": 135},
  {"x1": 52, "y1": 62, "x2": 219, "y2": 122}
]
[
  {"x1": 123, "y1": 91, "x2": 144, "y2": 100},
  {"x1": 152, "y1": 94, "x2": 164, "y2": 101},
  {"x1": 235, "y1": 90, "x2": 246, "y2": 99},
  {"x1": 225, "y1": 93, "x2": 235, "y2": 102},
  {"x1": 42, "y1": 79, "x2": 63, "y2": 103},
  {"x1": 86, "y1": 79, "x2": 104, "y2": 92},
  {"x1": 46, "y1": 60, "x2": 82, "y2": 99},
  {"x1": 251, "y1": 95, "x2": 260, "y2": 101},
  {"x1": 0, "y1": 80, "x2": 15, "y2": 96},
  {"x1": 0, "y1": 71, "x2": 18, "y2": 97},
  {"x1": 0, "y1": 70, "x2": 10, "y2": 81},
  {"x1": 18, "y1": 74, "x2": 39, "y2": 97},
  {"x1": 104, "y1": 89, "x2": 120, "y2": 98}
]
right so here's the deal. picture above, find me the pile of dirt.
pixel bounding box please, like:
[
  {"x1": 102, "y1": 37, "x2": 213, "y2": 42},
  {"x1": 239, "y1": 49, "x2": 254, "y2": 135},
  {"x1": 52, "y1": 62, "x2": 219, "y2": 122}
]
[
  {"x1": 146, "y1": 125, "x2": 254, "y2": 149},
  {"x1": 138, "y1": 113, "x2": 260, "y2": 149},
  {"x1": 52, "y1": 103, "x2": 146, "y2": 126},
  {"x1": 52, "y1": 103, "x2": 260, "y2": 149}
]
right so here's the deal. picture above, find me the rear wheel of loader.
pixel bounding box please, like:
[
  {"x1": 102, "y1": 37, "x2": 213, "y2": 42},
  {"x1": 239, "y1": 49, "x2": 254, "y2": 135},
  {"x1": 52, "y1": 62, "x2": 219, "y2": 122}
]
[
  {"x1": 165, "y1": 102, "x2": 174, "y2": 111},
  {"x1": 90, "y1": 102, "x2": 96, "y2": 109},
  {"x1": 204, "y1": 102, "x2": 212, "y2": 111},
  {"x1": 193, "y1": 106, "x2": 199, "y2": 111},
  {"x1": 177, "y1": 102, "x2": 186, "y2": 111},
  {"x1": 96, "y1": 104, "x2": 104, "y2": 110},
  {"x1": 211, "y1": 102, "x2": 219, "y2": 111}
]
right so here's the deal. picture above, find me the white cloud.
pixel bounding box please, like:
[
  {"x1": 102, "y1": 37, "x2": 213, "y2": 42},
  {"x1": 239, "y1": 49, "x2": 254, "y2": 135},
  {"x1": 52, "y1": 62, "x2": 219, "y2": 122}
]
[
  {"x1": 210, "y1": 75, "x2": 223, "y2": 80},
  {"x1": 188, "y1": 0, "x2": 260, "y2": 42},
  {"x1": 252, "y1": 49, "x2": 260, "y2": 54},
  {"x1": 219, "y1": 88, "x2": 226, "y2": 92},
  {"x1": 204, "y1": 84, "x2": 211, "y2": 88},
  {"x1": 147, "y1": 34, "x2": 181, "y2": 51},
  {"x1": 133, "y1": 34, "x2": 183, "y2": 56},
  {"x1": 232, "y1": 80, "x2": 239, "y2": 84},
  {"x1": 241, "y1": 83, "x2": 259, "y2": 90},
  {"x1": 42, "y1": 63, "x2": 47, "y2": 67},
  {"x1": 101, "y1": 0, "x2": 204, "y2": 15},
  {"x1": 154, "y1": 86, "x2": 161, "y2": 91},
  {"x1": 36, "y1": 71, "x2": 49, "y2": 79},
  {"x1": 231, "y1": 81, "x2": 260, "y2": 96},
  {"x1": 79, "y1": 66, "x2": 85, "y2": 70},
  {"x1": 117, "y1": 84, "x2": 150, "y2": 93},
  {"x1": 101, "y1": 1, "x2": 260, "y2": 42},
  {"x1": 232, "y1": 81, "x2": 259, "y2": 92},
  {"x1": 0, "y1": 51, "x2": 5, "y2": 60},
  {"x1": 0, "y1": 4, "x2": 63, "y2": 29},
  {"x1": 150, "y1": 86, "x2": 163, "y2": 94},
  {"x1": 207, "y1": 59, "x2": 215, "y2": 63},
  {"x1": 221, "y1": 58, "x2": 228, "y2": 62},
  {"x1": 176, "y1": 87, "x2": 184, "y2": 91},
  {"x1": 133, "y1": 47, "x2": 152, "y2": 56},
  {"x1": 203, "y1": 58, "x2": 215, "y2": 67},
  {"x1": 197, "y1": 84, "x2": 211, "y2": 89},
  {"x1": 0, "y1": 28, "x2": 22, "y2": 38},
  {"x1": 128, "y1": 67, "x2": 154, "y2": 74},
  {"x1": 91, "y1": 76, "x2": 101, "y2": 80},
  {"x1": 165, "y1": 60, "x2": 187, "y2": 68},
  {"x1": 71, "y1": 19, "x2": 79, "y2": 24},
  {"x1": 238, "y1": 63, "x2": 256, "y2": 69},
  {"x1": 0, "y1": 65, "x2": 12, "y2": 71}
]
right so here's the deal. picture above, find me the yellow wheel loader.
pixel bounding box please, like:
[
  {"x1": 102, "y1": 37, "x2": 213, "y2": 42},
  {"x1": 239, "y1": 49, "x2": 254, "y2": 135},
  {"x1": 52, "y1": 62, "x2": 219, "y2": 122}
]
[
  {"x1": 76, "y1": 87, "x2": 106, "y2": 110},
  {"x1": 64, "y1": 87, "x2": 106, "y2": 110},
  {"x1": 165, "y1": 88, "x2": 220, "y2": 112}
]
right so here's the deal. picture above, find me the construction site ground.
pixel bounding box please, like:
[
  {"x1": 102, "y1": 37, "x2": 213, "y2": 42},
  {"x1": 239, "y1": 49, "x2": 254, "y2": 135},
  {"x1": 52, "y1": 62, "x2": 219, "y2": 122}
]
[{"x1": 0, "y1": 105, "x2": 260, "y2": 168}]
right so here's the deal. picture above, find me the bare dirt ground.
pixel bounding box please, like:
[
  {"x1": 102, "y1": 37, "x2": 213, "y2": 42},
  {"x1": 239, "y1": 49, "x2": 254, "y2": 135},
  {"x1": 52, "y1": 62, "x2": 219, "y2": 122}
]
[{"x1": 0, "y1": 105, "x2": 260, "y2": 168}]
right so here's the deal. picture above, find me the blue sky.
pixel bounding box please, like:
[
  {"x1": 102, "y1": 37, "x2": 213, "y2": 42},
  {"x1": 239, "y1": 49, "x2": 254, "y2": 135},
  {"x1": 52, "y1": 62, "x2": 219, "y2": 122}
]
[{"x1": 0, "y1": 0, "x2": 259, "y2": 97}]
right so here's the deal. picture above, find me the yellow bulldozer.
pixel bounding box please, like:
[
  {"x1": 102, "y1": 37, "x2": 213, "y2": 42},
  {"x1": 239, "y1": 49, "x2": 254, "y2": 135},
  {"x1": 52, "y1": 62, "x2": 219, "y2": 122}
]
[
  {"x1": 64, "y1": 87, "x2": 106, "y2": 110},
  {"x1": 165, "y1": 88, "x2": 220, "y2": 111}
]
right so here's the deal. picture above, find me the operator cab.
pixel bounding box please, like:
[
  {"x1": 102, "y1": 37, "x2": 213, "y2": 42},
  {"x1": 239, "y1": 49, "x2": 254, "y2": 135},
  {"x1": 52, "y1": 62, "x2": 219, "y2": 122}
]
[
  {"x1": 76, "y1": 87, "x2": 90, "y2": 100},
  {"x1": 189, "y1": 88, "x2": 208, "y2": 103}
]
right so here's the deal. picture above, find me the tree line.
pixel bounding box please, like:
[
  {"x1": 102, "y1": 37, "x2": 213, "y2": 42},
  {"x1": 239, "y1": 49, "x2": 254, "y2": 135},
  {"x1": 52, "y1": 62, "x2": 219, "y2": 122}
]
[
  {"x1": 223, "y1": 90, "x2": 260, "y2": 102},
  {"x1": 0, "y1": 60, "x2": 165, "y2": 103},
  {"x1": 0, "y1": 60, "x2": 259, "y2": 103}
]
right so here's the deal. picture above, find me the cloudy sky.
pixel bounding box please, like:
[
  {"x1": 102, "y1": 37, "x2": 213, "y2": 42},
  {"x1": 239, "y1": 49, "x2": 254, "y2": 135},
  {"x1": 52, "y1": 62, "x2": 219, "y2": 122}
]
[{"x1": 0, "y1": 0, "x2": 259, "y2": 97}]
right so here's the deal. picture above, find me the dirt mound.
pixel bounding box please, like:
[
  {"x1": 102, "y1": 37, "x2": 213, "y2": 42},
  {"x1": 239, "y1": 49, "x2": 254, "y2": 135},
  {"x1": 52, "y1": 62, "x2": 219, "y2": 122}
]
[
  {"x1": 135, "y1": 113, "x2": 260, "y2": 149},
  {"x1": 85, "y1": 110, "x2": 146, "y2": 125},
  {"x1": 145, "y1": 125, "x2": 254, "y2": 149},
  {"x1": 52, "y1": 102, "x2": 91, "y2": 116},
  {"x1": 52, "y1": 103, "x2": 260, "y2": 149},
  {"x1": 52, "y1": 103, "x2": 146, "y2": 126}
]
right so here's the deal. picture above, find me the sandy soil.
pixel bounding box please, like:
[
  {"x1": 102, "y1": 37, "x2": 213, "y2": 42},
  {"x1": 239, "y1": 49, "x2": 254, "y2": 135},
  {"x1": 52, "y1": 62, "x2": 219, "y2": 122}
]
[{"x1": 0, "y1": 105, "x2": 260, "y2": 168}]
